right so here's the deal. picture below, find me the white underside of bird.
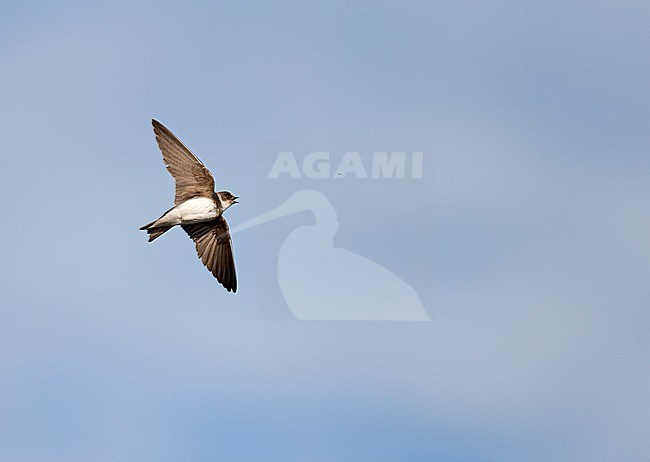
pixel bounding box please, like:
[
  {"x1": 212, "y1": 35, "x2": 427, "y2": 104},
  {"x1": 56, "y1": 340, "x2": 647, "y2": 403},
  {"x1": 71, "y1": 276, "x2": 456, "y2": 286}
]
[{"x1": 150, "y1": 197, "x2": 219, "y2": 227}]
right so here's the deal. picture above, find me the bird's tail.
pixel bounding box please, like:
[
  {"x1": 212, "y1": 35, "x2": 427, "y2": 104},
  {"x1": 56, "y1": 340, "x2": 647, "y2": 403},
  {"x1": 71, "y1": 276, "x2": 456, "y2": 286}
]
[
  {"x1": 140, "y1": 207, "x2": 176, "y2": 242},
  {"x1": 140, "y1": 220, "x2": 173, "y2": 242}
]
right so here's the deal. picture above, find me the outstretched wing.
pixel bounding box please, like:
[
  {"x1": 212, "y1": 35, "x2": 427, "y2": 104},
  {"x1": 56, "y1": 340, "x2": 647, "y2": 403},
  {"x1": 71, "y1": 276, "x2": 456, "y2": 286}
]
[
  {"x1": 152, "y1": 119, "x2": 215, "y2": 205},
  {"x1": 182, "y1": 216, "x2": 237, "y2": 293}
]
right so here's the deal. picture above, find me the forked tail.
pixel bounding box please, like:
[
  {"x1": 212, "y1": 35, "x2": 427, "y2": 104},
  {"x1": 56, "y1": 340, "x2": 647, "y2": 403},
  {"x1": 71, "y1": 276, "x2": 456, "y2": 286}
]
[{"x1": 140, "y1": 220, "x2": 173, "y2": 242}]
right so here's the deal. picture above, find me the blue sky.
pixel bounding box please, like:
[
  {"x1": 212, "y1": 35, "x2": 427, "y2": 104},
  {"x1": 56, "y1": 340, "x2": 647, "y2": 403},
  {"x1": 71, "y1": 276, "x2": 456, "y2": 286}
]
[{"x1": 1, "y1": 1, "x2": 648, "y2": 460}]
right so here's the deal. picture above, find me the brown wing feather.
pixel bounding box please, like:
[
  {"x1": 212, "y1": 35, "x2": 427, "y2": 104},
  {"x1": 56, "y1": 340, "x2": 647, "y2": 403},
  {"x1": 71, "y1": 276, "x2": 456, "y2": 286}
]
[
  {"x1": 152, "y1": 120, "x2": 216, "y2": 205},
  {"x1": 182, "y1": 216, "x2": 237, "y2": 292}
]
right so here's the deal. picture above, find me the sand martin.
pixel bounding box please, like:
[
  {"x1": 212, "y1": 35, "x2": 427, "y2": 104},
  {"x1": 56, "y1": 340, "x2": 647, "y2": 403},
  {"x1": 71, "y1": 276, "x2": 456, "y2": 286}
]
[{"x1": 140, "y1": 120, "x2": 238, "y2": 292}]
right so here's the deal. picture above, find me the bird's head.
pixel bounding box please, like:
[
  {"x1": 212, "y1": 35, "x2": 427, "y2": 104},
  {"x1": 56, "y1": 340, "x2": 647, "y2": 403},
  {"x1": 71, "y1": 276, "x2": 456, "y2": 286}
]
[{"x1": 217, "y1": 191, "x2": 239, "y2": 211}]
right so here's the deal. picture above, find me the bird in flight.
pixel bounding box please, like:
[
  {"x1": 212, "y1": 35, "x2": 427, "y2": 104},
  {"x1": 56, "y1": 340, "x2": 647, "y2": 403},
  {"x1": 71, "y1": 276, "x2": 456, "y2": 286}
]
[{"x1": 140, "y1": 120, "x2": 238, "y2": 292}]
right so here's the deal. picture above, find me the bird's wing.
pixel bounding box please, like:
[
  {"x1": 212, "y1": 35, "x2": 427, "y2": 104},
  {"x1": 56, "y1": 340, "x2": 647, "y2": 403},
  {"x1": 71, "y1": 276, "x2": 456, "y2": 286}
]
[
  {"x1": 152, "y1": 119, "x2": 216, "y2": 205},
  {"x1": 182, "y1": 216, "x2": 237, "y2": 292}
]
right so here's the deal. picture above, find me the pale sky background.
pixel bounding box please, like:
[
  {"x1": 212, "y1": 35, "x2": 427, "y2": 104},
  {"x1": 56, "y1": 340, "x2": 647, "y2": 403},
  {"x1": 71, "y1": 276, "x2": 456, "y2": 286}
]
[{"x1": 1, "y1": 1, "x2": 649, "y2": 460}]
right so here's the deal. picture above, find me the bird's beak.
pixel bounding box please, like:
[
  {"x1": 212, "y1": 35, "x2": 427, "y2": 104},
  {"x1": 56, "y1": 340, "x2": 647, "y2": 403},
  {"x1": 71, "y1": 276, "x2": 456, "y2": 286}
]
[{"x1": 233, "y1": 196, "x2": 239, "y2": 204}]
